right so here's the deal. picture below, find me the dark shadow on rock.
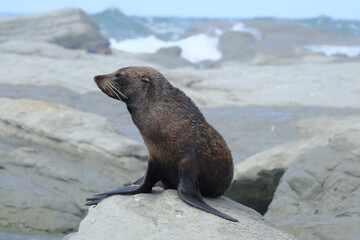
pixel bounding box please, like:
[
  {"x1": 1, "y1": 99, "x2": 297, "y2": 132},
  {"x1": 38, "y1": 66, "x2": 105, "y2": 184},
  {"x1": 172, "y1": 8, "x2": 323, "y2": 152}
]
[{"x1": 225, "y1": 168, "x2": 285, "y2": 215}]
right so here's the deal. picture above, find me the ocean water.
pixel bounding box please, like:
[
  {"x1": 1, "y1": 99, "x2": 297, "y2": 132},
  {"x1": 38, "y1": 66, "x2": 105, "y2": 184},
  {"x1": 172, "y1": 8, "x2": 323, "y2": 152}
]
[
  {"x1": 107, "y1": 21, "x2": 261, "y2": 63},
  {"x1": 91, "y1": 8, "x2": 200, "y2": 41},
  {"x1": 304, "y1": 45, "x2": 360, "y2": 57},
  {"x1": 91, "y1": 9, "x2": 360, "y2": 62},
  {"x1": 0, "y1": 231, "x2": 62, "y2": 240},
  {"x1": 231, "y1": 22, "x2": 262, "y2": 40},
  {"x1": 92, "y1": 9, "x2": 263, "y2": 62}
]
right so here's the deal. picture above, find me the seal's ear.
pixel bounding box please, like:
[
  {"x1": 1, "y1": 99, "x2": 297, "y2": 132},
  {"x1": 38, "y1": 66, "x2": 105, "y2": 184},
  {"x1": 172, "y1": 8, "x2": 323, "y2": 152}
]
[{"x1": 140, "y1": 78, "x2": 149, "y2": 83}]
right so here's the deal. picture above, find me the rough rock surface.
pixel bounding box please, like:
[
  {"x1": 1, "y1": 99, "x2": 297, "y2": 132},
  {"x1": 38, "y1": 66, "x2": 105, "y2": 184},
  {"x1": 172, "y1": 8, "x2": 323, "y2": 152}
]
[
  {"x1": 0, "y1": 41, "x2": 153, "y2": 95},
  {"x1": 0, "y1": 98, "x2": 147, "y2": 233},
  {"x1": 65, "y1": 190, "x2": 296, "y2": 240},
  {"x1": 265, "y1": 128, "x2": 360, "y2": 240},
  {"x1": 226, "y1": 136, "x2": 327, "y2": 214},
  {"x1": 0, "y1": 8, "x2": 109, "y2": 50},
  {"x1": 295, "y1": 115, "x2": 360, "y2": 135},
  {"x1": 0, "y1": 40, "x2": 88, "y2": 59},
  {"x1": 0, "y1": 98, "x2": 146, "y2": 165},
  {"x1": 167, "y1": 63, "x2": 360, "y2": 108}
]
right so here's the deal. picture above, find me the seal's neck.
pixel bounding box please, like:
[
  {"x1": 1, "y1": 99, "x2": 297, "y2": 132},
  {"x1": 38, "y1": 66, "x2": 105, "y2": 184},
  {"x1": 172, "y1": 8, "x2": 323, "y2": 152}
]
[
  {"x1": 125, "y1": 98, "x2": 152, "y2": 121},
  {"x1": 125, "y1": 99, "x2": 155, "y2": 137},
  {"x1": 126, "y1": 103, "x2": 141, "y2": 118}
]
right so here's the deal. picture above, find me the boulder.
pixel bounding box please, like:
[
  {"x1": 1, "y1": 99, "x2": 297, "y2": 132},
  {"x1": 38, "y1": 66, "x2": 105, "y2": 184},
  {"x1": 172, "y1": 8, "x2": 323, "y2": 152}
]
[
  {"x1": 218, "y1": 31, "x2": 258, "y2": 62},
  {"x1": 0, "y1": 98, "x2": 147, "y2": 233},
  {"x1": 156, "y1": 46, "x2": 182, "y2": 57},
  {"x1": 0, "y1": 8, "x2": 109, "y2": 51},
  {"x1": 139, "y1": 46, "x2": 192, "y2": 68},
  {"x1": 64, "y1": 190, "x2": 296, "y2": 240},
  {"x1": 226, "y1": 136, "x2": 327, "y2": 214},
  {"x1": 265, "y1": 128, "x2": 360, "y2": 240}
]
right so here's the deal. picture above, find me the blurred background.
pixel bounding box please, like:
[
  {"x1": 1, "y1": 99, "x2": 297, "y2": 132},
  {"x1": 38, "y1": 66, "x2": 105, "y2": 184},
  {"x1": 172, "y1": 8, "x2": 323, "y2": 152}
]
[{"x1": 0, "y1": 1, "x2": 359, "y2": 240}]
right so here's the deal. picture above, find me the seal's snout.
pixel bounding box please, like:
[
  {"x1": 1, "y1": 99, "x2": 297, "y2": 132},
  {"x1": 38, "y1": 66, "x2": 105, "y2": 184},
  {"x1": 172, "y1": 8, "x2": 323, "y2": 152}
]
[
  {"x1": 94, "y1": 75, "x2": 106, "y2": 89},
  {"x1": 94, "y1": 75, "x2": 104, "y2": 83},
  {"x1": 94, "y1": 75, "x2": 108, "y2": 87}
]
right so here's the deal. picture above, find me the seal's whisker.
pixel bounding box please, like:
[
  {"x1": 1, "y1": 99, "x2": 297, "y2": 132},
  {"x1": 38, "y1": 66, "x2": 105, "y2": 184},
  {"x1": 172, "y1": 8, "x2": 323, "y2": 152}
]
[
  {"x1": 103, "y1": 83, "x2": 110, "y2": 93},
  {"x1": 103, "y1": 84, "x2": 113, "y2": 97},
  {"x1": 107, "y1": 83, "x2": 123, "y2": 100},
  {"x1": 105, "y1": 83, "x2": 122, "y2": 100},
  {"x1": 105, "y1": 85, "x2": 116, "y2": 99},
  {"x1": 108, "y1": 82, "x2": 128, "y2": 100}
]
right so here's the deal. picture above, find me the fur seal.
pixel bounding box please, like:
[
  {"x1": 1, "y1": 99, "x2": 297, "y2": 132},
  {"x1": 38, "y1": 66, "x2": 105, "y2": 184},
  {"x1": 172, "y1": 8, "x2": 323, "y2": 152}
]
[{"x1": 86, "y1": 66, "x2": 237, "y2": 222}]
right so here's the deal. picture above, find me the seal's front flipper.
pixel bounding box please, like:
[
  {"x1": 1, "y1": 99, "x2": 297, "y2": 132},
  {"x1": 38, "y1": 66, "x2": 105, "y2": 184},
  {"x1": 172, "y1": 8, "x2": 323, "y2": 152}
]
[
  {"x1": 85, "y1": 195, "x2": 108, "y2": 206},
  {"x1": 177, "y1": 156, "x2": 238, "y2": 222},
  {"x1": 85, "y1": 159, "x2": 160, "y2": 206},
  {"x1": 94, "y1": 185, "x2": 144, "y2": 196}
]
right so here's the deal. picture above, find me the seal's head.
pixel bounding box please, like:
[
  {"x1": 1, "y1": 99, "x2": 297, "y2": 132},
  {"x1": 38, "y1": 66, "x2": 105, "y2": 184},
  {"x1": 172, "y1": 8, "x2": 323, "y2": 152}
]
[{"x1": 94, "y1": 66, "x2": 168, "y2": 103}]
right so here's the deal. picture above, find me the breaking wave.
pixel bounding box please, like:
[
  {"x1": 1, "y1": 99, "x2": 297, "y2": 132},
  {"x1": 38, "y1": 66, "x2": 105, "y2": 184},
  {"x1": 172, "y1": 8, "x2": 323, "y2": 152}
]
[{"x1": 110, "y1": 34, "x2": 222, "y2": 63}]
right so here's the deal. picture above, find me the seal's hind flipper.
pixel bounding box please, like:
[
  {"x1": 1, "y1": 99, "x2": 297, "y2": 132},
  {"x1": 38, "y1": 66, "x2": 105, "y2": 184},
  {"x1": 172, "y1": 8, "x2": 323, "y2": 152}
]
[
  {"x1": 132, "y1": 176, "x2": 145, "y2": 185},
  {"x1": 85, "y1": 159, "x2": 160, "y2": 206},
  {"x1": 177, "y1": 156, "x2": 238, "y2": 222}
]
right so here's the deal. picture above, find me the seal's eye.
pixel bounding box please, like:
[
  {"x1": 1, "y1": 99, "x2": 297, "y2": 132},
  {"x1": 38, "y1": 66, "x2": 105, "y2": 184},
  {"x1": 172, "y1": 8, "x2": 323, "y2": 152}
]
[
  {"x1": 141, "y1": 78, "x2": 149, "y2": 83},
  {"x1": 115, "y1": 73, "x2": 125, "y2": 79}
]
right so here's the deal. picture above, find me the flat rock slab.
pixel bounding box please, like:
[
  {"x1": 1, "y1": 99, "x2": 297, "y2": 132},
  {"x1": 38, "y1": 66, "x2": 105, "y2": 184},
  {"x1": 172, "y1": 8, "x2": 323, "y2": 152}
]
[
  {"x1": 65, "y1": 190, "x2": 296, "y2": 240},
  {"x1": 0, "y1": 98, "x2": 146, "y2": 165}
]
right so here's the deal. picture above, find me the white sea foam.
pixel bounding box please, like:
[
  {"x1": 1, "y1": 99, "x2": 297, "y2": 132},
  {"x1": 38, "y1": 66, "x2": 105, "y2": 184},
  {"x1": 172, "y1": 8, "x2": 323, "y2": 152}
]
[
  {"x1": 231, "y1": 22, "x2": 262, "y2": 40},
  {"x1": 110, "y1": 36, "x2": 164, "y2": 54},
  {"x1": 110, "y1": 34, "x2": 222, "y2": 63},
  {"x1": 214, "y1": 28, "x2": 224, "y2": 36},
  {"x1": 304, "y1": 45, "x2": 360, "y2": 57}
]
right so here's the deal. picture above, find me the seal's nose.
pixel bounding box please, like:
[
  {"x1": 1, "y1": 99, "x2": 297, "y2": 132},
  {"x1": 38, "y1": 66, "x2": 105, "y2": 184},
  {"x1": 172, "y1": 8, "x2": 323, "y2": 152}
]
[
  {"x1": 94, "y1": 75, "x2": 103, "y2": 82},
  {"x1": 94, "y1": 75, "x2": 106, "y2": 88}
]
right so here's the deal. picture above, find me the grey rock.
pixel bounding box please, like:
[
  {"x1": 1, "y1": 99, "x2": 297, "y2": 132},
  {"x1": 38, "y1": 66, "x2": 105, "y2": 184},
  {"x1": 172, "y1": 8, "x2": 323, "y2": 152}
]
[
  {"x1": 0, "y1": 98, "x2": 147, "y2": 233},
  {"x1": 66, "y1": 190, "x2": 296, "y2": 240},
  {"x1": 265, "y1": 128, "x2": 360, "y2": 240},
  {"x1": 0, "y1": 170, "x2": 82, "y2": 233},
  {"x1": 0, "y1": 43, "x2": 154, "y2": 95},
  {"x1": 0, "y1": 98, "x2": 147, "y2": 165},
  {"x1": 138, "y1": 46, "x2": 192, "y2": 68},
  {"x1": 295, "y1": 115, "x2": 360, "y2": 135},
  {"x1": 156, "y1": 46, "x2": 182, "y2": 57},
  {"x1": 0, "y1": 8, "x2": 109, "y2": 50},
  {"x1": 226, "y1": 136, "x2": 327, "y2": 214},
  {"x1": 0, "y1": 40, "x2": 87, "y2": 59}
]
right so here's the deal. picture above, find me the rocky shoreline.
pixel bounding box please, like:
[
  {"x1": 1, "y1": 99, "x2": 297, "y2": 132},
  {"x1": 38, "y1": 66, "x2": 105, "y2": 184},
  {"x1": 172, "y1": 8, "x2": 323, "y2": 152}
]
[{"x1": 0, "y1": 8, "x2": 359, "y2": 240}]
